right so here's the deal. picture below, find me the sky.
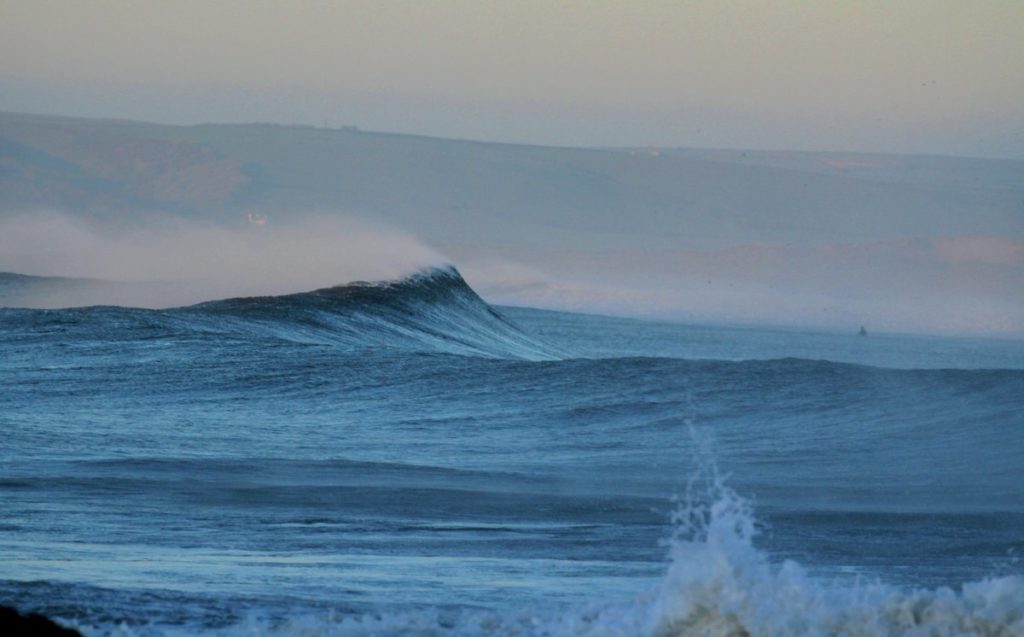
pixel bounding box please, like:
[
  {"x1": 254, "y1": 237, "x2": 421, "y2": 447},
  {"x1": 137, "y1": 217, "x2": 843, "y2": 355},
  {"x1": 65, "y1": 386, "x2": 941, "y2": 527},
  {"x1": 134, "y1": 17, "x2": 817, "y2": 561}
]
[{"x1": 1, "y1": 0, "x2": 1023, "y2": 157}]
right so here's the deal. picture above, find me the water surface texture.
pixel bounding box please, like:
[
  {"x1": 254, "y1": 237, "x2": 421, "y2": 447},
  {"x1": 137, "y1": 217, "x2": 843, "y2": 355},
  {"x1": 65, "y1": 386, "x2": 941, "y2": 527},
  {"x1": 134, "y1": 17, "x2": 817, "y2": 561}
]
[{"x1": 2, "y1": 268, "x2": 1022, "y2": 635}]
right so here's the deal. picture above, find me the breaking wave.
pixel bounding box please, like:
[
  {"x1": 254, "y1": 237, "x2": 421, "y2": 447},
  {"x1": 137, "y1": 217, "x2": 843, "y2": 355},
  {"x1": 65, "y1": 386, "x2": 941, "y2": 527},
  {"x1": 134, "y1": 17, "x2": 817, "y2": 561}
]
[
  {"x1": 182, "y1": 265, "x2": 563, "y2": 360},
  {"x1": 0, "y1": 266, "x2": 562, "y2": 360},
  {"x1": 67, "y1": 471, "x2": 1023, "y2": 637}
]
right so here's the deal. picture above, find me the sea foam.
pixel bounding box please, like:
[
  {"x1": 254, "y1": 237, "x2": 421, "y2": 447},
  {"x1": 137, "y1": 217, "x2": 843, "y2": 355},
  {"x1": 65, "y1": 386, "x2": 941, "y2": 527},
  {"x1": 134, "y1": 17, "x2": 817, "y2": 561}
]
[{"x1": 70, "y1": 473, "x2": 1023, "y2": 636}]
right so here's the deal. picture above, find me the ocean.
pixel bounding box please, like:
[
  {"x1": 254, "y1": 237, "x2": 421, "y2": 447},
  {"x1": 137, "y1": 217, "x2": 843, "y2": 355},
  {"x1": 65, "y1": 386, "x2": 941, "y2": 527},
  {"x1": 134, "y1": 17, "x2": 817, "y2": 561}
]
[{"x1": 1, "y1": 266, "x2": 1022, "y2": 636}]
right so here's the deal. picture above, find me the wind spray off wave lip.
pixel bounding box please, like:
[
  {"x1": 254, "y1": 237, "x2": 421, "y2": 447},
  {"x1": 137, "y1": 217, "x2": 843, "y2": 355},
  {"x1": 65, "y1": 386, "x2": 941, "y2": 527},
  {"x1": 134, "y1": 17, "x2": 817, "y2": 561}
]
[
  {"x1": 0, "y1": 268, "x2": 1021, "y2": 636},
  {"x1": 0, "y1": 212, "x2": 446, "y2": 308}
]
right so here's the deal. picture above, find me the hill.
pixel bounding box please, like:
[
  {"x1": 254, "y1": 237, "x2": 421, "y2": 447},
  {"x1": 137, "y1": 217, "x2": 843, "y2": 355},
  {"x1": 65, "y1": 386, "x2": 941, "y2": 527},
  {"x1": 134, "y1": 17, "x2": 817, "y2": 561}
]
[{"x1": 2, "y1": 111, "x2": 1021, "y2": 252}]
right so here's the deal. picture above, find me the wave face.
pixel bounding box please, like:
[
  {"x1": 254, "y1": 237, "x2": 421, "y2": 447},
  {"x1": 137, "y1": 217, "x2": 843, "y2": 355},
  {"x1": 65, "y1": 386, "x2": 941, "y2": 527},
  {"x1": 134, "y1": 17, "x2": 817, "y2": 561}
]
[
  {"x1": 181, "y1": 265, "x2": 564, "y2": 360},
  {"x1": 1, "y1": 270, "x2": 1022, "y2": 636},
  {"x1": 0, "y1": 266, "x2": 561, "y2": 360}
]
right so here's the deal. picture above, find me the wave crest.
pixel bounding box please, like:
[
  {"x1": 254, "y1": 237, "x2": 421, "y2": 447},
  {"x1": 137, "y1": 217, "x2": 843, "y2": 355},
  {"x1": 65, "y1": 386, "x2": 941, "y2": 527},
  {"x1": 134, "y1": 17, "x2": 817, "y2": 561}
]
[
  {"x1": 633, "y1": 473, "x2": 1023, "y2": 637},
  {"x1": 184, "y1": 265, "x2": 563, "y2": 360}
]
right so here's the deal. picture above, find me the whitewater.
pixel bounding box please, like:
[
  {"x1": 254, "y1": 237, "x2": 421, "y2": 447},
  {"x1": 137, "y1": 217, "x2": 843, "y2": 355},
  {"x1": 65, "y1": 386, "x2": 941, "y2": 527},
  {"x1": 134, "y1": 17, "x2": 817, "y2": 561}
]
[{"x1": 1, "y1": 267, "x2": 1022, "y2": 636}]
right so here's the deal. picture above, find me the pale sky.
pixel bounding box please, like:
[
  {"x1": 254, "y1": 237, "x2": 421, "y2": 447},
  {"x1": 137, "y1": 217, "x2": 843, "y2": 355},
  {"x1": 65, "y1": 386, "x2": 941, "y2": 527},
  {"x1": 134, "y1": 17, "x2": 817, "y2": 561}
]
[{"x1": 2, "y1": 0, "x2": 1023, "y2": 156}]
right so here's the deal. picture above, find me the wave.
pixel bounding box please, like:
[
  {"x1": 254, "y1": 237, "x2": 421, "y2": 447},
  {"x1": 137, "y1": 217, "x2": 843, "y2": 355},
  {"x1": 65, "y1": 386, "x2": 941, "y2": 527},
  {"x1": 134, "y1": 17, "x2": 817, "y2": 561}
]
[
  {"x1": 0, "y1": 266, "x2": 563, "y2": 360},
  {"x1": 61, "y1": 472, "x2": 1023, "y2": 636},
  {"x1": 183, "y1": 265, "x2": 563, "y2": 359}
]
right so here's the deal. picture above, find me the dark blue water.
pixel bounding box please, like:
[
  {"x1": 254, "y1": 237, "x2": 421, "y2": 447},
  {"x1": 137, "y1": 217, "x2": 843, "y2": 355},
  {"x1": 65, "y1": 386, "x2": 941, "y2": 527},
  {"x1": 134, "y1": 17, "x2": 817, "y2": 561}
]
[{"x1": 1, "y1": 267, "x2": 1022, "y2": 635}]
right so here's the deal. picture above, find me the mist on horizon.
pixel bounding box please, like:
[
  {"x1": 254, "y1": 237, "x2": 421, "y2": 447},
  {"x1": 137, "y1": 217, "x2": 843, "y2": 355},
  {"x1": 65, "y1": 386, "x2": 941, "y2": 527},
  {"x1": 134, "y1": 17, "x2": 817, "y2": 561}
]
[
  {"x1": 460, "y1": 237, "x2": 1024, "y2": 337},
  {"x1": 0, "y1": 207, "x2": 1020, "y2": 339},
  {"x1": 0, "y1": 212, "x2": 444, "y2": 308}
]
